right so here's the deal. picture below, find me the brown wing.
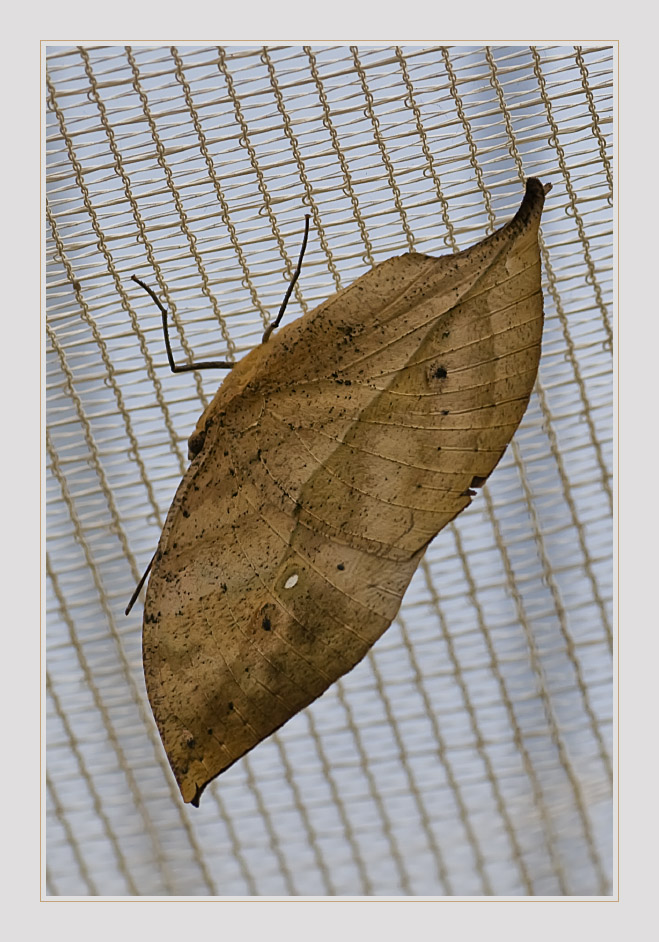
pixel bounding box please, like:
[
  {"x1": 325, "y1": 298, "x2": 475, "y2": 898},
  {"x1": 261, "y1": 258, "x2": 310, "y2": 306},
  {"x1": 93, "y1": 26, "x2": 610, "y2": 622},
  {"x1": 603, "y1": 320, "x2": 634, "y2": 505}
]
[{"x1": 143, "y1": 178, "x2": 549, "y2": 804}]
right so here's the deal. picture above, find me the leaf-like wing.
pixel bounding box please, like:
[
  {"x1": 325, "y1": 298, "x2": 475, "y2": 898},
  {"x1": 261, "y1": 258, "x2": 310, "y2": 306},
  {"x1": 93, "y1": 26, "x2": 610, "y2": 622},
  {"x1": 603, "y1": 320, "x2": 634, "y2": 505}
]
[{"x1": 143, "y1": 178, "x2": 549, "y2": 805}]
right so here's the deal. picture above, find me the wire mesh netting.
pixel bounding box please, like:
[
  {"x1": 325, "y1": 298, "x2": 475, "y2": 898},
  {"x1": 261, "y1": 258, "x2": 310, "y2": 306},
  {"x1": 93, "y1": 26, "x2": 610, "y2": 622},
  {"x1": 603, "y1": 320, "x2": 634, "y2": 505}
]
[{"x1": 45, "y1": 43, "x2": 614, "y2": 897}]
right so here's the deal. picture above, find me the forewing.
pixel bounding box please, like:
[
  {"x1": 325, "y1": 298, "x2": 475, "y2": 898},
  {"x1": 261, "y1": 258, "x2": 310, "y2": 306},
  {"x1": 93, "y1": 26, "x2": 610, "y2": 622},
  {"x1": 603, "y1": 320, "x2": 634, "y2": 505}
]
[{"x1": 143, "y1": 179, "x2": 548, "y2": 804}]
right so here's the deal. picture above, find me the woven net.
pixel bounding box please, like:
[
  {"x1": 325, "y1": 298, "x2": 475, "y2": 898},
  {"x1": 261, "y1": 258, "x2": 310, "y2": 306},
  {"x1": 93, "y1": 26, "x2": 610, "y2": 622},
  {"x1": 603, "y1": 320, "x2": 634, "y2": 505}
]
[{"x1": 45, "y1": 44, "x2": 614, "y2": 897}]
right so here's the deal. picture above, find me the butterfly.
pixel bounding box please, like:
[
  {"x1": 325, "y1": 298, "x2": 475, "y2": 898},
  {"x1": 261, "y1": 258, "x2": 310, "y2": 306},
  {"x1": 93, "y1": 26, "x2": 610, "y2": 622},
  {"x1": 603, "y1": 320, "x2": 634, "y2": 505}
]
[{"x1": 128, "y1": 178, "x2": 550, "y2": 805}]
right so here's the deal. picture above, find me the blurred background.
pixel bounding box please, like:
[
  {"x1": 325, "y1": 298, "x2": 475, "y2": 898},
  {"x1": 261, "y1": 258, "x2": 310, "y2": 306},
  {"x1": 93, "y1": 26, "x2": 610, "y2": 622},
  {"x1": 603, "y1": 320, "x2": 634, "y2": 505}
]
[{"x1": 45, "y1": 43, "x2": 613, "y2": 896}]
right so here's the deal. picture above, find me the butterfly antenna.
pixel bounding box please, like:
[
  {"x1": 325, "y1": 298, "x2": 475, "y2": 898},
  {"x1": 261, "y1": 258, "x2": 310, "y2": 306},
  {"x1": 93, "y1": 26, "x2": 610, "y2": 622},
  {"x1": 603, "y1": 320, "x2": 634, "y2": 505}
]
[{"x1": 262, "y1": 215, "x2": 311, "y2": 343}]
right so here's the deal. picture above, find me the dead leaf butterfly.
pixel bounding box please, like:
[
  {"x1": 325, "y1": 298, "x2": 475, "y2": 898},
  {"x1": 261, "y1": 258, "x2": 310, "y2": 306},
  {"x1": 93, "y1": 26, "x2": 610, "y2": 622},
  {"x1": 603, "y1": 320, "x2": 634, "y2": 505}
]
[{"x1": 127, "y1": 178, "x2": 551, "y2": 806}]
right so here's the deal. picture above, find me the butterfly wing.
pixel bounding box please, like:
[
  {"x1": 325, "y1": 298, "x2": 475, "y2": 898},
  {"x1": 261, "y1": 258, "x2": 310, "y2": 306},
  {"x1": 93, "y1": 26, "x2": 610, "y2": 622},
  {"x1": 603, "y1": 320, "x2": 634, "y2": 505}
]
[{"x1": 143, "y1": 178, "x2": 549, "y2": 804}]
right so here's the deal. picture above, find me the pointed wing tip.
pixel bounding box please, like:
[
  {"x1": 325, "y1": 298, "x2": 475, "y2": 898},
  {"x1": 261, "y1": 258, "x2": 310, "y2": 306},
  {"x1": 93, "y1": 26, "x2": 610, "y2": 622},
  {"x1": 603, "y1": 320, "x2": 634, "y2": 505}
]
[
  {"x1": 184, "y1": 781, "x2": 204, "y2": 807},
  {"x1": 511, "y1": 177, "x2": 551, "y2": 232},
  {"x1": 526, "y1": 176, "x2": 553, "y2": 199},
  {"x1": 524, "y1": 176, "x2": 551, "y2": 200}
]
